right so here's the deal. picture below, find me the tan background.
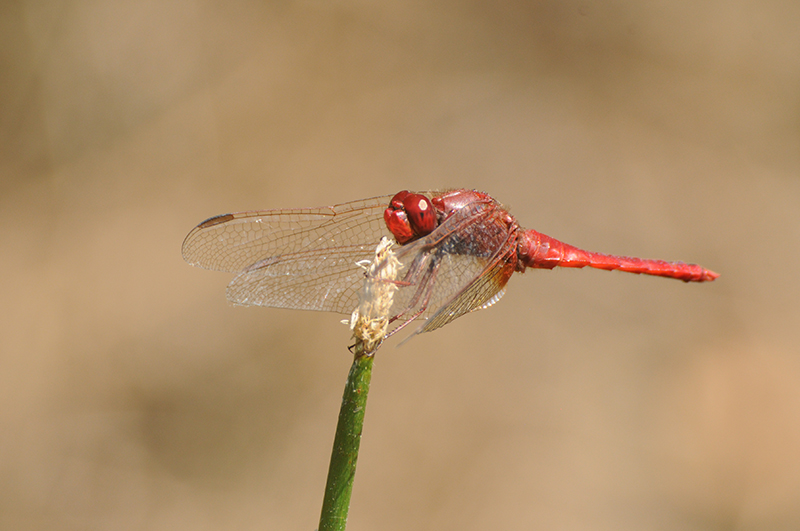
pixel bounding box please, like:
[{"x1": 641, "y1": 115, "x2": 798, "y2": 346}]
[{"x1": 3, "y1": 1, "x2": 799, "y2": 530}]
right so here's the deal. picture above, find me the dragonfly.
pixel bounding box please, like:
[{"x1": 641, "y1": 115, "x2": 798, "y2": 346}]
[{"x1": 182, "y1": 189, "x2": 718, "y2": 338}]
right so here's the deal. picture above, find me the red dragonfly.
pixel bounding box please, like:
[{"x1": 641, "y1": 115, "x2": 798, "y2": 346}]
[{"x1": 182, "y1": 189, "x2": 718, "y2": 337}]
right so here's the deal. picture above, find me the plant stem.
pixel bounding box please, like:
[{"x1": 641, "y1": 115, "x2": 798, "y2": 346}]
[{"x1": 318, "y1": 342, "x2": 375, "y2": 531}]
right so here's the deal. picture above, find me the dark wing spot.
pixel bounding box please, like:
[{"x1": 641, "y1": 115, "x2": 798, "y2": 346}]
[{"x1": 198, "y1": 213, "x2": 235, "y2": 229}]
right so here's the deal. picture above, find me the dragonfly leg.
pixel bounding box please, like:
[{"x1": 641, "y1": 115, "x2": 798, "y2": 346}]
[{"x1": 385, "y1": 258, "x2": 442, "y2": 338}]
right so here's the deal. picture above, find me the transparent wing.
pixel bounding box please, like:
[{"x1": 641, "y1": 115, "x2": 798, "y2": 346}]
[
  {"x1": 388, "y1": 198, "x2": 517, "y2": 333},
  {"x1": 182, "y1": 193, "x2": 431, "y2": 314},
  {"x1": 181, "y1": 194, "x2": 398, "y2": 272},
  {"x1": 226, "y1": 246, "x2": 372, "y2": 313},
  {"x1": 418, "y1": 252, "x2": 514, "y2": 334}
]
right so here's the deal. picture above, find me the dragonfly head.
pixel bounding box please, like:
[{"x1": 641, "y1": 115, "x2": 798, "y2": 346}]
[{"x1": 384, "y1": 191, "x2": 438, "y2": 244}]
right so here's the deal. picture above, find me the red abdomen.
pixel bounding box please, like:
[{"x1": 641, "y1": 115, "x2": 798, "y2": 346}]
[{"x1": 517, "y1": 230, "x2": 718, "y2": 282}]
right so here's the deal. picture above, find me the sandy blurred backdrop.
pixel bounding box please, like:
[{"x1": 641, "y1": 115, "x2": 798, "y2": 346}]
[{"x1": 2, "y1": 1, "x2": 799, "y2": 530}]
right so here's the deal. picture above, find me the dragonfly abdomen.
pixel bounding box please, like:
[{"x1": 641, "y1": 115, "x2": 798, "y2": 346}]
[{"x1": 517, "y1": 230, "x2": 718, "y2": 282}]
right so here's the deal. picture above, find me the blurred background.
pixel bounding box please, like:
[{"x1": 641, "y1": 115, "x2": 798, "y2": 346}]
[{"x1": 2, "y1": 1, "x2": 799, "y2": 530}]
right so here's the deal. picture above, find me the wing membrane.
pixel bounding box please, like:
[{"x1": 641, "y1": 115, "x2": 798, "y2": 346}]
[
  {"x1": 182, "y1": 193, "x2": 433, "y2": 313},
  {"x1": 181, "y1": 194, "x2": 397, "y2": 273},
  {"x1": 387, "y1": 198, "x2": 517, "y2": 333},
  {"x1": 226, "y1": 245, "x2": 371, "y2": 313},
  {"x1": 419, "y1": 250, "x2": 514, "y2": 333}
]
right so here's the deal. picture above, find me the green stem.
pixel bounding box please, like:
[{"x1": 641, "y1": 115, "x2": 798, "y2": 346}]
[{"x1": 318, "y1": 344, "x2": 375, "y2": 531}]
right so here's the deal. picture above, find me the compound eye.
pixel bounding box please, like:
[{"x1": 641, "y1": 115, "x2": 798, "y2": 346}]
[
  {"x1": 402, "y1": 193, "x2": 437, "y2": 237},
  {"x1": 388, "y1": 190, "x2": 411, "y2": 210},
  {"x1": 385, "y1": 191, "x2": 412, "y2": 243}
]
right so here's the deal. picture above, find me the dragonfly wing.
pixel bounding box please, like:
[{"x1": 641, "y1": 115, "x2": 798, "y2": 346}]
[
  {"x1": 181, "y1": 194, "x2": 397, "y2": 273},
  {"x1": 388, "y1": 198, "x2": 517, "y2": 333},
  {"x1": 226, "y1": 245, "x2": 371, "y2": 313},
  {"x1": 417, "y1": 249, "x2": 515, "y2": 334},
  {"x1": 182, "y1": 192, "x2": 442, "y2": 313}
]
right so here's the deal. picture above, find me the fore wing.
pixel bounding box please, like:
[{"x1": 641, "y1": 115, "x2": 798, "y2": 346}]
[{"x1": 182, "y1": 193, "x2": 426, "y2": 314}]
